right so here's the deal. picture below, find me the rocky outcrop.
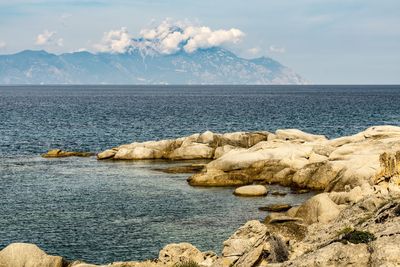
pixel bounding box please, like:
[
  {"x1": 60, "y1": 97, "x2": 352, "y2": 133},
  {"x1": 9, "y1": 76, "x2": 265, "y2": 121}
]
[
  {"x1": 42, "y1": 149, "x2": 94, "y2": 158},
  {"x1": 188, "y1": 126, "x2": 400, "y2": 191},
  {"x1": 279, "y1": 188, "x2": 400, "y2": 266},
  {"x1": 0, "y1": 243, "x2": 65, "y2": 267},
  {"x1": 211, "y1": 185, "x2": 400, "y2": 266},
  {"x1": 97, "y1": 131, "x2": 270, "y2": 160}
]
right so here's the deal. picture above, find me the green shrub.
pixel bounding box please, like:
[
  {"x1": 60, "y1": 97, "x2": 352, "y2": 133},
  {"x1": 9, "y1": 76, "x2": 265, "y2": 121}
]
[
  {"x1": 341, "y1": 230, "x2": 376, "y2": 244},
  {"x1": 173, "y1": 260, "x2": 200, "y2": 267}
]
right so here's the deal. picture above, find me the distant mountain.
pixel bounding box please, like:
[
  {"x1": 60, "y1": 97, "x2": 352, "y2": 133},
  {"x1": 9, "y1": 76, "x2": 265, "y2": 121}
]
[{"x1": 0, "y1": 47, "x2": 307, "y2": 84}]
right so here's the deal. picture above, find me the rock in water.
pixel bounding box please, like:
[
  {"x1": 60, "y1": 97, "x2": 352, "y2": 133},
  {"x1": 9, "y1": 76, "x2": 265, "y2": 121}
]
[
  {"x1": 234, "y1": 185, "x2": 268, "y2": 196},
  {"x1": 153, "y1": 164, "x2": 205, "y2": 174},
  {"x1": 0, "y1": 243, "x2": 65, "y2": 267},
  {"x1": 96, "y1": 149, "x2": 117, "y2": 160},
  {"x1": 258, "y1": 204, "x2": 292, "y2": 212},
  {"x1": 42, "y1": 149, "x2": 93, "y2": 158}
]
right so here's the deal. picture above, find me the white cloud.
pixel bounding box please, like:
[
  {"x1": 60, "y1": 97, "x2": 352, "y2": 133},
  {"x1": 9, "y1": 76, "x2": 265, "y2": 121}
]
[
  {"x1": 0, "y1": 41, "x2": 6, "y2": 49},
  {"x1": 93, "y1": 27, "x2": 133, "y2": 53},
  {"x1": 94, "y1": 19, "x2": 245, "y2": 54},
  {"x1": 35, "y1": 30, "x2": 63, "y2": 46},
  {"x1": 247, "y1": 47, "x2": 261, "y2": 55},
  {"x1": 182, "y1": 26, "x2": 244, "y2": 53},
  {"x1": 269, "y1": 45, "x2": 285, "y2": 53}
]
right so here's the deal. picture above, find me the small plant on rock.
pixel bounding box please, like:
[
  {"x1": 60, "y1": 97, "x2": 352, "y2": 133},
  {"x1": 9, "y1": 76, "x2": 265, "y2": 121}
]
[
  {"x1": 173, "y1": 260, "x2": 200, "y2": 267},
  {"x1": 341, "y1": 230, "x2": 376, "y2": 244}
]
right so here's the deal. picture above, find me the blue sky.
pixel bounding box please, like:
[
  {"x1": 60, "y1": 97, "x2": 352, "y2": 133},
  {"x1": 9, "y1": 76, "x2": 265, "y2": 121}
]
[{"x1": 0, "y1": 0, "x2": 399, "y2": 84}]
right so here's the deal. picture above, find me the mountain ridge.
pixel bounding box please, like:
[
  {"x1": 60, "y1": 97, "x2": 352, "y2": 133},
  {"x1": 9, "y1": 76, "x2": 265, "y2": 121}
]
[{"x1": 0, "y1": 47, "x2": 307, "y2": 85}]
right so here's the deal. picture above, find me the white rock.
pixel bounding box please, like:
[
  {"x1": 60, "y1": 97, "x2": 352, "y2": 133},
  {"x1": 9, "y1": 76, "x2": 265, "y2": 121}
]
[
  {"x1": 0, "y1": 243, "x2": 64, "y2": 267},
  {"x1": 234, "y1": 185, "x2": 268, "y2": 196}
]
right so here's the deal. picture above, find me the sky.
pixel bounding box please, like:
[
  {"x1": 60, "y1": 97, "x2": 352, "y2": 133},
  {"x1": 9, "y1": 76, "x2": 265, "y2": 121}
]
[{"x1": 0, "y1": 0, "x2": 399, "y2": 84}]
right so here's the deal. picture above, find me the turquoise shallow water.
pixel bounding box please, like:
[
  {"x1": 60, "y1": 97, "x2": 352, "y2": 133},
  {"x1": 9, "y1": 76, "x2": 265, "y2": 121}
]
[{"x1": 0, "y1": 85, "x2": 400, "y2": 263}]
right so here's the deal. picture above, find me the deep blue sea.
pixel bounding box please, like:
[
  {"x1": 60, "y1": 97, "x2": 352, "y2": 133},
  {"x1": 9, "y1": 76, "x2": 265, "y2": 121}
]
[{"x1": 0, "y1": 85, "x2": 399, "y2": 263}]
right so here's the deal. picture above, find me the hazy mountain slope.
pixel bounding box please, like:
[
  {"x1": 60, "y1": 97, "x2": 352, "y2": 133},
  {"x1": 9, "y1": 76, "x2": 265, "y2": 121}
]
[{"x1": 0, "y1": 47, "x2": 307, "y2": 84}]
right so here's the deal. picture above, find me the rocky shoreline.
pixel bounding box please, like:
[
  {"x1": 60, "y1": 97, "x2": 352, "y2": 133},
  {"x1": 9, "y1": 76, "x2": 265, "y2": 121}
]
[
  {"x1": 2, "y1": 185, "x2": 399, "y2": 267},
  {"x1": 96, "y1": 126, "x2": 400, "y2": 191},
  {"x1": 6, "y1": 126, "x2": 400, "y2": 266}
]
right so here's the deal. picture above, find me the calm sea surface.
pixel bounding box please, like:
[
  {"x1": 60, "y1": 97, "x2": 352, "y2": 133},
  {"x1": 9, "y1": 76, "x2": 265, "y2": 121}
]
[{"x1": 0, "y1": 85, "x2": 399, "y2": 263}]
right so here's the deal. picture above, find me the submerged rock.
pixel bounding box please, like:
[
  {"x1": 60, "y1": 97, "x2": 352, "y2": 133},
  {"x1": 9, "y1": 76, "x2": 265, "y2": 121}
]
[
  {"x1": 234, "y1": 185, "x2": 268, "y2": 197},
  {"x1": 153, "y1": 164, "x2": 206, "y2": 174},
  {"x1": 42, "y1": 149, "x2": 93, "y2": 158},
  {"x1": 258, "y1": 204, "x2": 292, "y2": 212},
  {"x1": 270, "y1": 191, "x2": 287, "y2": 196}
]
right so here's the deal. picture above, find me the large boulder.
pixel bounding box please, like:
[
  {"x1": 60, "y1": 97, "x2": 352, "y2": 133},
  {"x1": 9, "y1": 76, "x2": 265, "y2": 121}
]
[
  {"x1": 221, "y1": 220, "x2": 268, "y2": 266},
  {"x1": 168, "y1": 143, "x2": 215, "y2": 160},
  {"x1": 0, "y1": 243, "x2": 65, "y2": 267},
  {"x1": 294, "y1": 193, "x2": 342, "y2": 224},
  {"x1": 158, "y1": 243, "x2": 217, "y2": 267},
  {"x1": 158, "y1": 243, "x2": 205, "y2": 265}
]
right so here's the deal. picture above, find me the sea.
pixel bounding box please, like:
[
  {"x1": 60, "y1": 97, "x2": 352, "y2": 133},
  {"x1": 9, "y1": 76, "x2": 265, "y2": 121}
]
[{"x1": 0, "y1": 85, "x2": 399, "y2": 264}]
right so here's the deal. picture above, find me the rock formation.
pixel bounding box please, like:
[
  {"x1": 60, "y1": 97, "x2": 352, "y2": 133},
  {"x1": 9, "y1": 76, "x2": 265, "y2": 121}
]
[
  {"x1": 97, "y1": 131, "x2": 269, "y2": 160},
  {"x1": 188, "y1": 126, "x2": 400, "y2": 191}
]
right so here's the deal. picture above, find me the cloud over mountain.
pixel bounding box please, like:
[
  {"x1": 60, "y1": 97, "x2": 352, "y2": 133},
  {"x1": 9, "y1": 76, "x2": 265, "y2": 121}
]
[
  {"x1": 94, "y1": 19, "x2": 244, "y2": 55},
  {"x1": 35, "y1": 30, "x2": 63, "y2": 47},
  {"x1": 94, "y1": 27, "x2": 132, "y2": 53}
]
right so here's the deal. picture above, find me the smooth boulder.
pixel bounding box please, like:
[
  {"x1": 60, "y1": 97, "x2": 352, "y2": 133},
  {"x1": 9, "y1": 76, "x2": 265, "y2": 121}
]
[{"x1": 233, "y1": 185, "x2": 268, "y2": 197}]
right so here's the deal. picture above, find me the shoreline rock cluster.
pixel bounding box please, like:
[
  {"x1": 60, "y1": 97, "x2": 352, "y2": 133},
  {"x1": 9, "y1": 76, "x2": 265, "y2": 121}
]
[
  {"x1": 8, "y1": 125, "x2": 400, "y2": 266},
  {"x1": 2, "y1": 184, "x2": 399, "y2": 266}
]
